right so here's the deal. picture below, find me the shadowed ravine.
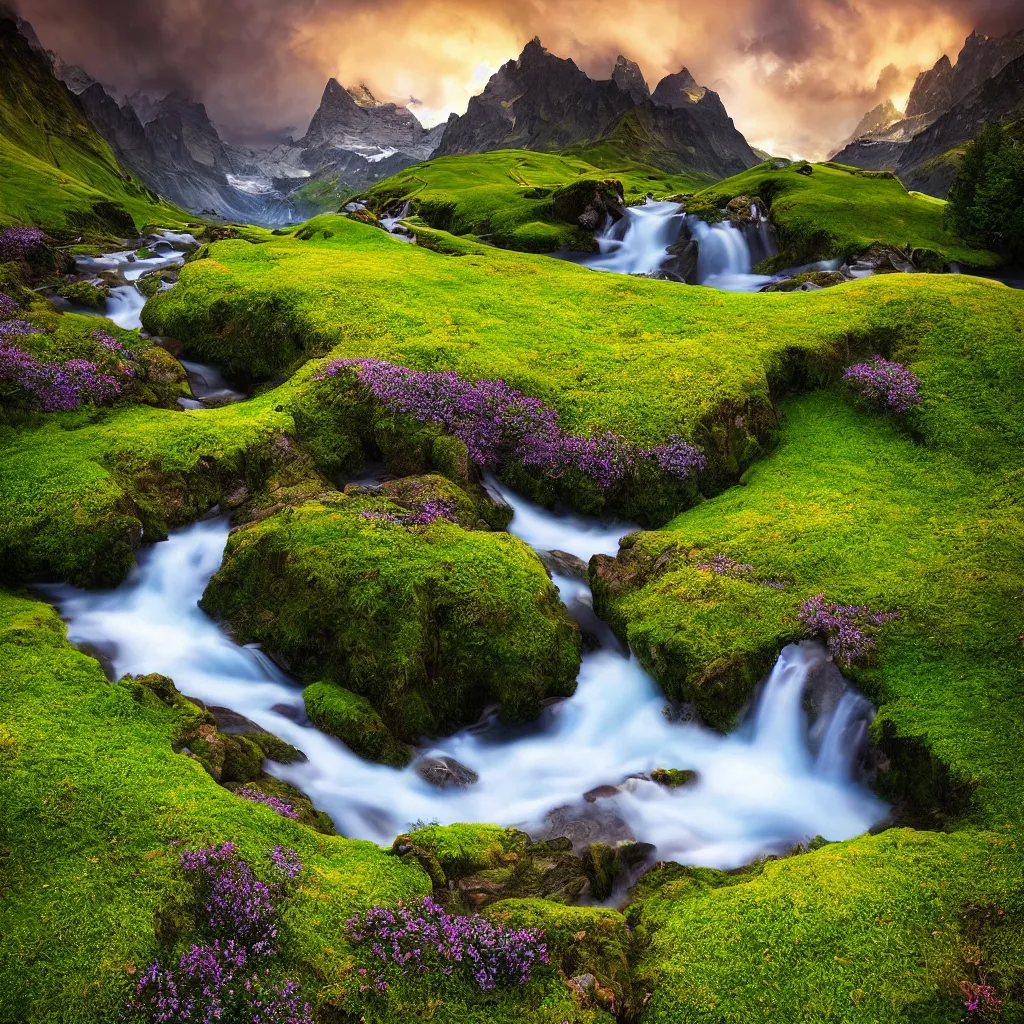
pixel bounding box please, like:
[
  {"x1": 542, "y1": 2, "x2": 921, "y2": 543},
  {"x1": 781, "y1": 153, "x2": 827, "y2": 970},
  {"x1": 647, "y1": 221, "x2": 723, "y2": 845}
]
[{"x1": 43, "y1": 478, "x2": 887, "y2": 870}]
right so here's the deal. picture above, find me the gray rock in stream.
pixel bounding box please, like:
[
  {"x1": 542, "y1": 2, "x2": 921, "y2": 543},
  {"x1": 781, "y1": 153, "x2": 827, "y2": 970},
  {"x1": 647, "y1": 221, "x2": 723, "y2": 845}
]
[
  {"x1": 539, "y1": 549, "x2": 589, "y2": 579},
  {"x1": 415, "y1": 755, "x2": 480, "y2": 789}
]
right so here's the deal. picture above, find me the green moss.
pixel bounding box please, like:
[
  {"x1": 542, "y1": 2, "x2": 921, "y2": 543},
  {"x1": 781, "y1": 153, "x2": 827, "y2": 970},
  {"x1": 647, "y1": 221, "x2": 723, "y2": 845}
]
[
  {"x1": 56, "y1": 280, "x2": 109, "y2": 307},
  {"x1": 199, "y1": 493, "x2": 581, "y2": 740},
  {"x1": 406, "y1": 823, "x2": 528, "y2": 877},
  {"x1": 303, "y1": 681, "x2": 411, "y2": 767},
  {"x1": 631, "y1": 828, "x2": 1024, "y2": 1024},
  {"x1": 696, "y1": 160, "x2": 1001, "y2": 270}
]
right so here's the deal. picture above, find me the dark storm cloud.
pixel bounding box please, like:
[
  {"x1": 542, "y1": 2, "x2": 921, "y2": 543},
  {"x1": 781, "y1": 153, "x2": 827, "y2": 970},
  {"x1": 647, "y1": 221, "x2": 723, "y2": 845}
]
[{"x1": 13, "y1": 0, "x2": 1024, "y2": 155}]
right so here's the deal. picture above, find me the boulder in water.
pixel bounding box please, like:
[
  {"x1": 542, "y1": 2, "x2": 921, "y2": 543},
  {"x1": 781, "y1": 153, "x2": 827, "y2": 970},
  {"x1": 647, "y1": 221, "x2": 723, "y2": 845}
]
[
  {"x1": 660, "y1": 236, "x2": 700, "y2": 283},
  {"x1": 650, "y1": 767, "x2": 699, "y2": 788},
  {"x1": 415, "y1": 754, "x2": 480, "y2": 788},
  {"x1": 540, "y1": 548, "x2": 590, "y2": 579}
]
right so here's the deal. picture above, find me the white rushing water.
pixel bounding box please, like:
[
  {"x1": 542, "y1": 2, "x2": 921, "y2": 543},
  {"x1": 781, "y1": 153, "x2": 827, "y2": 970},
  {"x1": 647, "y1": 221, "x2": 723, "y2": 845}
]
[
  {"x1": 580, "y1": 199, "x2": 686, "y2": 277},
  {"x1": 45, "y1": 480, "x2": 887, "y2": 869},
  {"x1": 574, "y1": 198, "x2": 785, "y2": 293}
]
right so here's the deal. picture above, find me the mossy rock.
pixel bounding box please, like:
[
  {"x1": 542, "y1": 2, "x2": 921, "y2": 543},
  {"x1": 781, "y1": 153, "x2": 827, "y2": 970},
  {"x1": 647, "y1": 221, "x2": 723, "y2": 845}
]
[
  {"x1": 56, "y1": 280, "x2": 109, "y2": 308},
  {"x1": 650, "y1": 767, "x2": 698, "y2": 788},
  {"x1": 200, "y1": 493, "x2": 580, "y2": 741},
  {"x1": 303, "y1": 681, "x2": 411, "y2": 767},
  {"x1": 761, "y1": 270, "x2": 846, "y2": 292}
]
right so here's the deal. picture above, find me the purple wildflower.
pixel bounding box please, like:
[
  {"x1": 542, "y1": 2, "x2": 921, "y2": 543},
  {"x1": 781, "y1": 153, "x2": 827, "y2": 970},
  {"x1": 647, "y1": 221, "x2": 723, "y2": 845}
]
[
  {"x1": 0, "y1": 319, "x2": 44, "y2": 337},
  {"x1": 345, "y1": 896, "x2": 548, "y2": 993},
  {"x1": 696, "y1": 554, "x2": 787, "y2": 590},
  {"x1": 0, "y1": 337, "x2": 127, "y2": 412},
  {"x1": 236, "y1": 787, "x2": 299, "y2": 819},
  {"x1": 360, "y1": 496, "x2": 459, "y2": 527},
  {"x1": 0, "y1": 226, "x2": 46, "y2": 263},
  {"x1": 0, "y1": 293, "x2": 20, "y2": 319},
  {"x1": 960, "y1": 980, "x2": 1001, "y2": 1017},
  {"x1": 268, "y1": 846, "x2": 303, "y2": 881},
  {"x1": 317, "y1": 358, "x2": 705, "y2": 488},
  {"x1": 798, "y1": 592, "x2": 898, "y2": 665},
  {"x1": 843, "y1": 356, "x2": 921, "y2": 413}
]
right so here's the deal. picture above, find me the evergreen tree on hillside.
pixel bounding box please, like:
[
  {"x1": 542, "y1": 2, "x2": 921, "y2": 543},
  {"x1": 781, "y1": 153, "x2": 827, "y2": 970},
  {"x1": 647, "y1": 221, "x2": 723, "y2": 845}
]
[{"x1": 946, "y1": 121, "x2": 1024, "y2": 262}]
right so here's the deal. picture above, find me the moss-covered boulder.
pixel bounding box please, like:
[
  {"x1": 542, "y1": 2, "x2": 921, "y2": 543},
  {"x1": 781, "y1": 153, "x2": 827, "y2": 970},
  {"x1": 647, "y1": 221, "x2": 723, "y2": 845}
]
[
  {"x1": 56, "y1": 280, "x2": 109, "y2": 307},
  {"x1": 303, "y1": 681, "x2": 411, "y2": 766},
  {"x1": 201, "y1": 489, "x2": 580, "y2": 742},
  {"x1": 550, "y1": 178, "x2": 625, "y2": 230}
]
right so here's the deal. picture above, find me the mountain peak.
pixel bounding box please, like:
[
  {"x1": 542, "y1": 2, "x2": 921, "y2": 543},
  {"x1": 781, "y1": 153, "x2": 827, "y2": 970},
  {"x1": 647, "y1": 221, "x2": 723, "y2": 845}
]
[
  {"x1": 652, "y1": 67, "x2": 706, "y2": 107},
  {"x1": 612, "y1": 55, "x2": 650, "y2": 102},
  {"x1": 347, "y1": 83, "x2": 378, "y2": 107}
]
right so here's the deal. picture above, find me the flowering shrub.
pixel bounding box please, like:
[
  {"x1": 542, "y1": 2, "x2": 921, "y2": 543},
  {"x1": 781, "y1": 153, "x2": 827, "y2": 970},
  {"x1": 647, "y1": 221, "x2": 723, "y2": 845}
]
[
  {"x1": 236, "y1": 786, "x2": 299, "y2": 819},
  {"x1": 0, "y1": 226, "x2": 46, "y2": 263},
  {"x1": 317, "y1": 358, "x2": 706, "y2": 490},
  {"x1": 843, "y1": 356, "x2": 921, "y2": 413},
  {"x1": 360, "y1": 496, "x2": 458, "y2": 527},
  {"x1": 696, "y1": 554, "x2": 787, "y2": 590},
  {"x1": 798, "y1": 593, "x2": 898, "y2": 665},
  {"x1": 126, "y1": 845, "x2": 311, "y2": 1023},
  {"x1": 0, "y1": 338, "x2": 126, "y2": 411},
  {"x1": 960, "y1": 980, "x2": 1002, "y2": 1017},
  {"x1": 0, "y1": 325, "x2": 139, "y2": 412},
  {"x1": 345, "y1": 896, "x2": 548, "y2": 993}
]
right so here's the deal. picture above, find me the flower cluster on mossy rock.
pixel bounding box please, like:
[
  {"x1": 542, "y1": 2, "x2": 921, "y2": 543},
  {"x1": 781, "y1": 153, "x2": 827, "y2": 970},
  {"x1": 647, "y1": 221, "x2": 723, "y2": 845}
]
[
  {"x1": 843, "y1": 356, "x2": 921, "y2": 413},
  {"x1": 798, "y1": 592, "x2": 898, "y2": 665},
  {"x1": 316, "y1": 358, "x2": 706, "y2": 490},
  {"x1": 201, "y1": 492, "x2": 580, "y2": 745},
  {"x1": 126, "y1": 844, "x2": 311, "y2": 1023},
  {"x1": 0, "y1": 226, "x2": 46, "y2": 263},
  {"x1": 695, "y1": 553, "x2": 787, "y2": 589},
  {"x1": 236, "y1": 785, "x2": 299, "y2": 818},
  {"x1": 345, "y1": 895, "x2": 548, "y2": 993}
]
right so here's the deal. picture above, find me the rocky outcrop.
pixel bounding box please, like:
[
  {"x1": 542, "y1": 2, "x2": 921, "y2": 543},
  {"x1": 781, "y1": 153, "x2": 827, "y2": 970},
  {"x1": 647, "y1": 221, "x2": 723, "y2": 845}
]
[
  {"x1": 436, "y1": 39, "x2": 757, "y2": 179},
  {"x1": 834, "y1": 29, "x2": 1024, "y2": 194}
]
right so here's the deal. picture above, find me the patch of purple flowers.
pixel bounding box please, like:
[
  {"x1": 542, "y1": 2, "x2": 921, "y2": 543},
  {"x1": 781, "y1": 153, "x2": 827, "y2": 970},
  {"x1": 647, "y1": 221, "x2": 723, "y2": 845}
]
[
  {"x1": 696, "y1": 554, "x2": 787, "y2": 590},
  {"x1": 0, "y1": 293, "x2": 21, "y2": 319},
  {"x1": 960, "y1": 980, "x2": 1001, "y2": 1017},
  {"x1": 317, "y1": 358, "x2": 705, "y2": 489},
  {"x1": 0, "y1": 338, "x2": 125, "y2": 411},
  {"x1": 345, "y1": 895, "x2": 548, "y2": 993},
  {"x1": 0, "y1": 226, "x2": 46, "y2": 263},
  {"x1": 798, "y1": 592, "x2": 898, "y2": 665},
  {"x1": 843, "y1": 355, "x2": 921, "y2": 413},
  {"x1": 361, "y1": 496, "x2": 459, "y2": 527},
  {"x1": 127, "y1": 845, "x2": 311, "y2": 1024},
  {"x1": 236, "y1": 786, "x2": 299, "y2": 819}
]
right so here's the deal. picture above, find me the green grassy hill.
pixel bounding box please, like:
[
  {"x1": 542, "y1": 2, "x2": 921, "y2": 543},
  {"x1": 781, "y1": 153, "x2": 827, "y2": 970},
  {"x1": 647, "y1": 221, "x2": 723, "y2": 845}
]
[
  {"x1": 361, "y1": 149, "x2": 705, "y2": 252},
  {"x1": 0, "y1": 17, "x2": 191, "y2": 235},
  {"x1": 697, "y1": 159, "x2": 1001, "y2": 270}
]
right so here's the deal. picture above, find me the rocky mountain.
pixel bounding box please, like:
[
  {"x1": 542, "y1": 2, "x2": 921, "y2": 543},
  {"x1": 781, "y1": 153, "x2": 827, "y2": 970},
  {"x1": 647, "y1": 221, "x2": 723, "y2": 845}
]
[
  {"x1": 300, "y1": 78, "x2": 442, "y2": 162},
  {"x1": 435, "y1": 39, "x2": 757, "y2": 179},
  {"x1": 53, "y1": 57, "x2": 445, "y2": 224},
  {"x1": 834, "y1": 28, "x2": 1024, "y2": 194}
]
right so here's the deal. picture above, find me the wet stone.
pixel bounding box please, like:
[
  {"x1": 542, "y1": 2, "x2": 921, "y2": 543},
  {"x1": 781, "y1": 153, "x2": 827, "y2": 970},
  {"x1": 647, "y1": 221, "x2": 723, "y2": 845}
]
[{"x1": 415, "y1": 755, "x2": 480, "y2": 789}]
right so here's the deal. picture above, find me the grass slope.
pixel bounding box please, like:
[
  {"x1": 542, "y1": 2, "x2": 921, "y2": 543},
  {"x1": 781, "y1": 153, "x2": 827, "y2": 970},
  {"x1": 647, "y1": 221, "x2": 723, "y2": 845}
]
[
  {"x1": 697, "y1": 160, "x2": 1001, "y2": 270},
  {"x1": 361, "y1": 150, "x2": 705, "y2": 251},
  {"x1": 0, "y1": 18, "x2": 191, "y2": 234}
]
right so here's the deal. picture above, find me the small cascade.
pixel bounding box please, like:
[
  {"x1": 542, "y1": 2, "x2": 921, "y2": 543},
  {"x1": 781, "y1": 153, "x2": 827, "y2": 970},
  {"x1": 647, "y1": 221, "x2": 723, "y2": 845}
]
[
  {"x1": 580, "y1": 199, "x2": 686, "y2": 276},
  {"x1": 44, "y1": 479, "x2": 888, "y2": 869},
  {"x1": 686, "y1": 209, "x2": 775, "y2": 293},
  {"x1": 378, "y1": 201, "x2": 415, "y2": 243}
]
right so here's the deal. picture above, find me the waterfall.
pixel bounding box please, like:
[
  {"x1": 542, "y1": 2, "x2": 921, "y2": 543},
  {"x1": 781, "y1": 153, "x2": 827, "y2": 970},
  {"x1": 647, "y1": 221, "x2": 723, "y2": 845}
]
[
  {"x1": 43, "y1": 480, "x2": 886, "y2": 869},
  {"x1": 686, "y1": 204, "x2": 776, "y2": 292},
  {"x1": 582, "y1": 199, "x2": 686, "y2": 276}
]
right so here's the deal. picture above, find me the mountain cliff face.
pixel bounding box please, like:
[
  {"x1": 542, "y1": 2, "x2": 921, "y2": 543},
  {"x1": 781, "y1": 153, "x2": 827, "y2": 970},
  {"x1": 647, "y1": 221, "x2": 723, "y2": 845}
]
[
  {"x1": 834, "y1": 29, "x2": 1024, "y2": 194},
  {"x1": 300, "y1": 77, "x2": 439, "y2": 161},
  {"x1": 436, "y1": 39, "x2": 757, "y2": 179}
]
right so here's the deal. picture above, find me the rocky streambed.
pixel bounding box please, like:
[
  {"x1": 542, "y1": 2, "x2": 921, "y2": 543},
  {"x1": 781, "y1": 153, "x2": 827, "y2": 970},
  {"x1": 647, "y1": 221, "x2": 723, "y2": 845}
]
[{"x1": 43, "y1": 471, "x2": 888, "y2": 888}]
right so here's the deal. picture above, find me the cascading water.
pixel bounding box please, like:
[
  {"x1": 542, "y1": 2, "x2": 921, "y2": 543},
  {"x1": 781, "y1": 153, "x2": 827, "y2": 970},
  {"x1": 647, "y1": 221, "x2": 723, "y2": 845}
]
[
  {"x1": 686, "y1": 213, "x2": 775, "y2": 293},
  {"x1": 44, "y1": 479, "x2": 887, "y2": 869},
  {"x1": 574, "y1": 199, "x2": 785, "y2": 293},
  {"x1": 577, "y1": 199, "x2": 686, "y2": 276}
]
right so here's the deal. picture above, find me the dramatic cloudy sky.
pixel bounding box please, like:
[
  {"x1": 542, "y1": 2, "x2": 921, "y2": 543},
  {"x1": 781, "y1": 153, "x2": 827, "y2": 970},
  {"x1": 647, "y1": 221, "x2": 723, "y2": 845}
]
[{"x1": 12, "y1": 0, "x2": 1024, "y2": 156}]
